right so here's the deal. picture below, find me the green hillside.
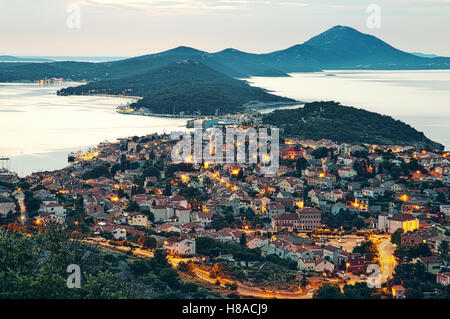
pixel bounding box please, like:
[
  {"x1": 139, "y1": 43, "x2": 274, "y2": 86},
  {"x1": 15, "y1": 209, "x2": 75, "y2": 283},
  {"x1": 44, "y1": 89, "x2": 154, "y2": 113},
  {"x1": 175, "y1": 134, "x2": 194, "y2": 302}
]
[
  {"x1": 263, "y1": 101, "x2": 444, "y2": 149},
  {"x1": 58, "y1": 60, "x2": 295, "y2": 116}
]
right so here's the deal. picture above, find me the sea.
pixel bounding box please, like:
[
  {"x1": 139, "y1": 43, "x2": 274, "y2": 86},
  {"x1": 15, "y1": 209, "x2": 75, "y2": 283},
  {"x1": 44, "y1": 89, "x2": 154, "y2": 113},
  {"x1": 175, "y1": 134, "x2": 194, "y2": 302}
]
[
  {"x1": 0, "y1": 82, "x2": 189, "y2": 176},
  {"x1": 248, "y1": 70, "x2": 450, "y2": 150},
  {"x1": 1, "y1": 69, "x2": 449, "y2": 176}
]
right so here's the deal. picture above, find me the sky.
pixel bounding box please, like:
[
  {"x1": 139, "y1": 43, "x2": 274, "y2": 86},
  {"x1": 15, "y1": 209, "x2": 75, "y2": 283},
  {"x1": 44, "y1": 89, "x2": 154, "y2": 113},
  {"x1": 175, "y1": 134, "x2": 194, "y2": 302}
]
[{"x1": 1, "y1": 0, "x2": 450, "y2": 57}]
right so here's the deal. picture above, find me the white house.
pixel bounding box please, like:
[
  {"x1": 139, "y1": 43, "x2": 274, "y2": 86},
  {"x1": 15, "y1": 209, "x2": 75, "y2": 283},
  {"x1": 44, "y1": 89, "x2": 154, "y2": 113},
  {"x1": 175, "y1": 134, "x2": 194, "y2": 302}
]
[
  {"x1": 440, "y1": 205, "x2": 450, "y2": 218},
  {"x1": 315, "y1": 258, "x2": 335, "y2": 272},
  {"x1": 164, "y1": 237, "x2": 196, "y2": 255},
  {"x1": 338, "y1": 167, "x2": 357, "y2": 179},
  {"x1": 40, "y1": 202, "x2": 67, "y2": 218},
  {"x1": 0, "y1": 200, "x2": 15, "y2": 218},
  {"x1": 378, "y1": 213, "x2": 419, "y2": 233},
  {"x1": 127, "y1": 212, "x2": 149, "y2": 228},
  {"x1": 193, "y1": 211, "x2": 213, "y2": 225},
  {"x1": 151, "y1": 205, "x2": 173, "y2": 222}
]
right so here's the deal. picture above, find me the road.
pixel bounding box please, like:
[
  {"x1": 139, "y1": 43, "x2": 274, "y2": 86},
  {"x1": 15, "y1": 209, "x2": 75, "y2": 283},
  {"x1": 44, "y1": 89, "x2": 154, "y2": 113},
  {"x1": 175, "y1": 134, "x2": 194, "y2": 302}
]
[
  {"x1": 83, "y1": 238, "x2": 316, "y2": 299},
  {"x1": 193, "y1": 267, "x2": 315, "y2": 299},
  {"x1": 326, "y1": 235, "x2": 364, "y2": 253},
  {"x1": 378, "y1": 240, "x2": 396, "y2": 283}
]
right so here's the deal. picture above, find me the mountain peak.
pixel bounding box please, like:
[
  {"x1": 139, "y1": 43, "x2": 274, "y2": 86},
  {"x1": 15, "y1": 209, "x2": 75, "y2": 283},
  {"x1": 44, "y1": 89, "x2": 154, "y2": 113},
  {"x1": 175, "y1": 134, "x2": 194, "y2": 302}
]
[
  {"x1": 218, "y1": 48, "x2": 241, "y2": 53},
  {"x1": 327, "y1": 25, "x2": 358, "y2": 33},
  {"x1": 159, "y1": 46, "x2": 206, "y2": 56},
  {"x1": 300, "y1": 25, "x2": 423, "y2": 66},
  {"x1": 304, "y1": 25, "x2": 370, "y2": 47}
]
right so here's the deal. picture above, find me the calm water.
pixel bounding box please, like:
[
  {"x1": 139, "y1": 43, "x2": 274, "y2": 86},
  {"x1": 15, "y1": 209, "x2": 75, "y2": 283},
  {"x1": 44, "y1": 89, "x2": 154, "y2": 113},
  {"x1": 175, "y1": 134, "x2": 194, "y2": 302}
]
[
  {"x1": 0, "y1": 82, "x2": 188, "y2": 176},
  {"x1": 248, "y1": 70, "x2": 450, "y2": 150},
  {"x1": 2, "y1": 70, "x2": 450, "y2": 175}
]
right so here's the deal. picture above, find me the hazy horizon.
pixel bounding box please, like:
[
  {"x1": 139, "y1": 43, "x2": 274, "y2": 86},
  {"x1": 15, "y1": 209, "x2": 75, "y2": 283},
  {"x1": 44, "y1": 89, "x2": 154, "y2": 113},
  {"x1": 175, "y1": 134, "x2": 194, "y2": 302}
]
[{"x1": 1, "y1": 0, "x2": 449, "y2": 57}]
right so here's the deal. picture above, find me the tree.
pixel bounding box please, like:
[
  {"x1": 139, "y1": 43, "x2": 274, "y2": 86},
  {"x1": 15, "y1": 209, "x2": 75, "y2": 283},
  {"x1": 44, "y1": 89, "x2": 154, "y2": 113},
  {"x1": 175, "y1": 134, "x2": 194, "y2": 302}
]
[
  {"x1": 164, "y1": 183, "x2": 172, "y2": 196},
  {"x1": 342, "y1": 282, "x2": 375, "y2": 299},
  {"x1": 313, "y1": 284, "x2": 342, "y2": 299},
  {"x1": 295, "y1": 157, "x2": 308, "y2": 176},
  {"x1": 439, "y1": 240, "x2": 448, "y2": 255},
  {"x1": 125, "y1": 200, "x2": 140, "y2": 212},
  {"x1": 138, "y1": 235, "x2": 157, "y2": 249},
  {"x1": 209, "y1": 214, "x2": 228, "y2": 231},
  {"x1": 82, "y1": 271, "x2": 142, "y2": 299},
  {"x1": 301, "y1": 276, "x2": 308, "y2": 288},
  {"x1": 143, "y1": 166, "x2": 160, "y2": 178},
  {"x1": 391, "y1": 229, "x2": 403, "y2": 246},
  {"x1": 25, "y1": 197, "x2": 41, "y2": 213},
  {"x1": 177, "y1": 262, "x2": 191, "y2": 274},
  {"x1": 129, "y1": 260, "x2": 151, "y2": 276},
  {"x1": 311, "y1": 147, "x2": 331, "y2": 159},
  {"x1": 225, "y1": 283, "x2": 238, "y2": 290},
  {"x1": 0, "y1": 227, "x2": 142, "y2": 299},
  {"x1": 406, "y1": 288, "x2": 424, "y2": 299},
  {"x1": 239, "y1": 233, "x2": 247, "y2": 246},
  {"x1": 159, "y1": 268, "x2": 180, "y2": 289},
  {"x1": 353, "y1": 241, "x2": 377, "y2": 262},
  {"x1": 151, "y1": 249, "x2": 170, "y2": 269},
  {"x1": 179, "y1": 187, "x2": 204, "y2": 210}
]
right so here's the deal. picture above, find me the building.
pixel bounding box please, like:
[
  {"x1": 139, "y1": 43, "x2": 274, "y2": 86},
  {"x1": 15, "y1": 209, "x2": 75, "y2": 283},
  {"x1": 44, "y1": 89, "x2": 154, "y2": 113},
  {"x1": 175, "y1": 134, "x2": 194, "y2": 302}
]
[
  {"x1": 271, "y1": 213, "x2": 300, "y2": 232},
  {"x1": 127, "y1": 212, "x2": 150, "y2": 228},
  {"x1": 331, "y1": 202, "x2": 347, "y2": 215},
  {"x1": 40, "y1": 202, "x2": 67, "y2": 218},
  {"x1": 174, "y1": 206, "x2": 191, "y2": 224},
  {"x1": 443, "y1": 175, "x2": 450, "y2": 186},
  {"x1": 413, "y1": 256, "x2": 441, "y2": 275},
  {"x1": 315, "y1": 258, "x2": 335, "y2": 273},
  {"x1": 378, "y1": 213, "x2": 419, "y2": 233},
  {"x1": 440, "y1": 205, "x2": 450, "y2": 218},
  {"x1": 267, "y1": 202, "x2": 285, "y2": 218},
  {"x1": 298, "y1": 258, "x2": 316, "y2": 272},
  {"x1": 281, "y1": 146, "x2": 302, "y2": 160},
  {"x1": 437, "y1": 272, "x2": 450, "y2": 286},
  {"x1": 0, "y1": 186, "x2": 10, "y2": 197},
  {"x1": 391, "y1": 285, "x2": 406, "y2": 299},
  {"x1": 163, "y1": 237, "x2": 196, "y2": 256},
  {"x1": 297, "y1": 207, "x2": 322, "y2": 230},
  {"x1": 338, "y1": 167, "x2": 357, "y2": 179},
  {"x1": 277, "y1": 177, "x2": 302, "y2": 193},
  {"x1": 339, "y1": 252, "x2": 365, "y2": 273},
  {"x1": 193, "y1": 211, "x2": 213, "y2": 225},
  {"x1": 111, "y1": 227, "x2": 127, "y2": 240},
  {"x1": 0, "y1": 199, "x2": 15, "y2": 218},
  {"x1": 151, "y1": 205, "x2": 173, "y2": 222},
  {"x1": 322, "y1": 245, "x2": 342, "y2": 266},
  {"x1": 401, "y1": 228, "x2": 439, "y2": 246}
]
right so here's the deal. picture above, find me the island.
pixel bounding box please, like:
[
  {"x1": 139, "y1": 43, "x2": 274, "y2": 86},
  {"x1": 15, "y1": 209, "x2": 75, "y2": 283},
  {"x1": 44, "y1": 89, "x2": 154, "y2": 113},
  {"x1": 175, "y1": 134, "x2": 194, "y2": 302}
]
[{"x1": 57, "y1": 60, "x2": 296, "y2": 116}]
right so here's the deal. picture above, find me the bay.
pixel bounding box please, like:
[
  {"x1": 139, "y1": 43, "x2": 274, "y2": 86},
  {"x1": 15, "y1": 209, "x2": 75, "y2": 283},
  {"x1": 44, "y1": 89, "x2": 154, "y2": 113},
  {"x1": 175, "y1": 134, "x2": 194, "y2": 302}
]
[
  {"x1": 247, "y1": 70, "x2": 450, "y2": 150},
  {"x1": 0, "y1": 82, "x2": 189, "y2": 176}
]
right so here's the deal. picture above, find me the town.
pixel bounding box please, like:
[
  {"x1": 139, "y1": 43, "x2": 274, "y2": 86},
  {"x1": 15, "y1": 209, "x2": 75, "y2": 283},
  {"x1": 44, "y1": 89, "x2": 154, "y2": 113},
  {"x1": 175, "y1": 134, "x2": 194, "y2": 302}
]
[{"x1": 1, "y1": 122, "x2": 449, "y2": 299}]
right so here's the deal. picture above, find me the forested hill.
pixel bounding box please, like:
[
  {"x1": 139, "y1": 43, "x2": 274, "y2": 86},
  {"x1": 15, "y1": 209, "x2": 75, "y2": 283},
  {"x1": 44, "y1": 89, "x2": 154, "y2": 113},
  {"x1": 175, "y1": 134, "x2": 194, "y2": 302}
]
[
  {"x1": 262, "y1": 101, "x2": 444, "y2": 150},
  {"x1": 58, "y1": 60, "x2": 295, "y2": 116}
]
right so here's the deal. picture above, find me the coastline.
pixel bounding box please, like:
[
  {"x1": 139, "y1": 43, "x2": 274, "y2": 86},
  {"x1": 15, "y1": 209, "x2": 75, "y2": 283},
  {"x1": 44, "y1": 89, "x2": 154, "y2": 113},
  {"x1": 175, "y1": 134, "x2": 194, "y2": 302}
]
[
  {"x1": 115, "y1": 101, "x2": 304, "y2": 119},
  {"x1": 117, "y1": 108, "x2": 195, "y2": 119},
  {"x1": 9, "y1": 148, "x2": 90, "y2": 177}
]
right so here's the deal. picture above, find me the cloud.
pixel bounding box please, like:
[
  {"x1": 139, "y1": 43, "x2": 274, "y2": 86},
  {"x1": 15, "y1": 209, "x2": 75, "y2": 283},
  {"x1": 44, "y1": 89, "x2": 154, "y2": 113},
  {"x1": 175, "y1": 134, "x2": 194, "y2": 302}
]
[
  {"x1": 277, "y1": 2, "x2": 309, "y2": 8},
  {"x1": 79, "y1": 0, "x2": 251, "y2": 11},
  {"x1": 78, "y1": 0, "x2": 309, "y2": 13}
]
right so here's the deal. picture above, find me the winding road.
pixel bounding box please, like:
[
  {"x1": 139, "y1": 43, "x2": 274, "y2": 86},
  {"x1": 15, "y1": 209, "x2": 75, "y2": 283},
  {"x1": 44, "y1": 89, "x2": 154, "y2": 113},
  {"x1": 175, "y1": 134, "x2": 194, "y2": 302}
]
[
  {"x1": 378, "y1": 240, "x2": 397, "y2": 283},
  {"x1": 87, "y1": 239, "x2": 316, "y2": 299}
]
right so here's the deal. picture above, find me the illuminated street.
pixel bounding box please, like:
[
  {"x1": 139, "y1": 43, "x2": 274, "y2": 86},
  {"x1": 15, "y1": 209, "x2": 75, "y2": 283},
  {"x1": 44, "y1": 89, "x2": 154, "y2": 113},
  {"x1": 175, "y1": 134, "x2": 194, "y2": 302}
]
[{"x1": 378, "y1": 240, "x2": 397, "y2": 283}]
